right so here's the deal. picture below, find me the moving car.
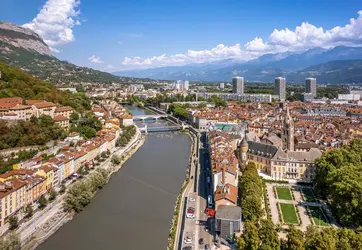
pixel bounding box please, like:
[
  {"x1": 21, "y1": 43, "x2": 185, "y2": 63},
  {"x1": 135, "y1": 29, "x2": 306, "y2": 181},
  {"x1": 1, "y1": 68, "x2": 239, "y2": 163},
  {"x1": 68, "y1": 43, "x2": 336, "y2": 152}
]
[
  {"x1": 205, "y1": 244, "x2": 210, "y2": 249},
  {"x1": 189, "y1": 196, "x2": 196, "y2": 202},
  {"x1": 199, "y1": 238, "x2": 204, "y2": 245}
]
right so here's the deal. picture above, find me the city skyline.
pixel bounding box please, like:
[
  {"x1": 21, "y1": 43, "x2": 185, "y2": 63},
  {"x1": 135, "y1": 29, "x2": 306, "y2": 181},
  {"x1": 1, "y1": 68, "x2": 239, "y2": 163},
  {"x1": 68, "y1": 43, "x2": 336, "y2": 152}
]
[{"x1": 1, "y1": 0, "x2": 362, "y2": 72}]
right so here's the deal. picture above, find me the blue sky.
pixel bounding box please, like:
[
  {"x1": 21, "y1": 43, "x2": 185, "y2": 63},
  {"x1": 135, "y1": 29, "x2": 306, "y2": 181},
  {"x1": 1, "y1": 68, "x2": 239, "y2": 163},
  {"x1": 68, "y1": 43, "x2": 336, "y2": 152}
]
[{"x1": 2, "y1": 0, "x2": 362, "y2": 72}]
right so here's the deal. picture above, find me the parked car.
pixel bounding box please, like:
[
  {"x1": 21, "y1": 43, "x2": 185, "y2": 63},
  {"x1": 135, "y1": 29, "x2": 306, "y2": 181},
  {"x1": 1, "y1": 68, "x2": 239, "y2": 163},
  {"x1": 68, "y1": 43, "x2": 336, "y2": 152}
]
[
  {"x1": 186, "y1": 213, "x2": 195, "y2": 219},
  {"x1": 199, "y1": 238, "x2": 204, "y2": 245},
  {"x1": 189, "y1": 197, "x2": 196, "y2": 202},
  {"x1": 184, "y1": 237, "x2": 192, "y2": 244}
]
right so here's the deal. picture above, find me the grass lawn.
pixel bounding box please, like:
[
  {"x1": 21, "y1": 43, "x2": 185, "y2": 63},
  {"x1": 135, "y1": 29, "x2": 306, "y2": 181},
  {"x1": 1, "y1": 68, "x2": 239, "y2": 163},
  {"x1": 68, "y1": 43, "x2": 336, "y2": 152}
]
[
  {"x1": 309, "y1": 206, "x2": 329, "y2": 226},
  {"x1": 276, "y1": 187, "x2": 293, "y2": 200},
  {"x1": 302, "y1": 188, "x2": 316, "y2": 202},
  {"x1": 280, "y1": 203, "x2": 299, "y2": 224}
]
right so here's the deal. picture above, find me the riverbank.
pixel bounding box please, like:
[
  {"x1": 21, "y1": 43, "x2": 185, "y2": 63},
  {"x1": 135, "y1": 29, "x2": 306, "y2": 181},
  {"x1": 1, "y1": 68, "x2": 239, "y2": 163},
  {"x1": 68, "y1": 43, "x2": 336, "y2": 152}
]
[{"x1": 21, "y1": 129, "x2": 145, "y2": 250}]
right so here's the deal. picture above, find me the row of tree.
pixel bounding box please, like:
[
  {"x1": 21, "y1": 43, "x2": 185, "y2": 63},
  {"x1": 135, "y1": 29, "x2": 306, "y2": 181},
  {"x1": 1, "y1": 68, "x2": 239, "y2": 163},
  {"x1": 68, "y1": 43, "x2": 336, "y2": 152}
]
[
  {"x1": 238, "y1": 162, "x2": 264, "y2": 221},
  {"x1": 63, "y1": 169, "x2": 109, "y2": 212},
  {"x1": 313, "y1": 139, "x2": 362, "y2": 226},
  {"x1": 238, "y1": 223, "x2": 362, "y2": 250},
  {"x1": 286, "y1": 226, "x2": 362, "y2": 250},
  {"x1": 116, "y1": 125, "x2": 136, "y2": 147}
]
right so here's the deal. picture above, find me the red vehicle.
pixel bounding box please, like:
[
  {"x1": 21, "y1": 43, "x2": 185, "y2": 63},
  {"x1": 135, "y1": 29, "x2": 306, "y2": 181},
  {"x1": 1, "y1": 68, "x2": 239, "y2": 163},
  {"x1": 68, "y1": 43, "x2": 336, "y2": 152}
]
[{"x1": 204, "y1": 208, "x2": 216, "y2": 217}]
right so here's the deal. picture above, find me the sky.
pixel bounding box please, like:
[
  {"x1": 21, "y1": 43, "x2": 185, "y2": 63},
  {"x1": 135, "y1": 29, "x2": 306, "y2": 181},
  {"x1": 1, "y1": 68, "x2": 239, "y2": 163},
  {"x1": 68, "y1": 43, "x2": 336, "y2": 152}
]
[{"x1": 1, "y1": 0, "x2": 362, "y2": 72}]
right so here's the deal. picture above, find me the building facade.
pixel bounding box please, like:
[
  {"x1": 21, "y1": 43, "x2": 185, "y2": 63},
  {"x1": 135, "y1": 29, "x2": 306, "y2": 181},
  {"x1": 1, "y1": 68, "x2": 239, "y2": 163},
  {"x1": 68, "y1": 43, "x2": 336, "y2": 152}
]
[
  {"x1": 274, "y1": 77, "x2": 286, "y2": 101},
  {"x1": 305, "y1": 78, "x2": 317, "y2": 98},
  {"x1": 232, "y1": 77, "x2": 244, "y2": 94}
]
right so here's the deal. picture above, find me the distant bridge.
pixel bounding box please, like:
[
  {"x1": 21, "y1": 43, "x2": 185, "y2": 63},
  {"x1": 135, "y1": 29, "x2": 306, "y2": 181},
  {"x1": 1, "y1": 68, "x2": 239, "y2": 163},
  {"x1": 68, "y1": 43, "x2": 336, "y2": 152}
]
[
  {"x1": 133, "y1": 114, "x2": 168, "y2": 121},
  {"x1": 140, "y1": 124, "x2": 185, "y2": 133}
]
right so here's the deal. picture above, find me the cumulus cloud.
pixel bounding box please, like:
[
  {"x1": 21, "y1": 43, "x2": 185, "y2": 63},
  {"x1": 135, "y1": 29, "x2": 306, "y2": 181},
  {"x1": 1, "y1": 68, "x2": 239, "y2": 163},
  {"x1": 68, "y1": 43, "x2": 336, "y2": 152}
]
[
  {"x1": 49, "y1": 47, "x2": 61, "y2": 54},
  {"x1": 23, "y1": 0, "x2": 81, "y2": 52},
  {"x1": 88, "y1": 55, "x2": 104, "y2": 64},
  {"x1": 122, "y1": 10, "x2": 362, "y2": 69}
]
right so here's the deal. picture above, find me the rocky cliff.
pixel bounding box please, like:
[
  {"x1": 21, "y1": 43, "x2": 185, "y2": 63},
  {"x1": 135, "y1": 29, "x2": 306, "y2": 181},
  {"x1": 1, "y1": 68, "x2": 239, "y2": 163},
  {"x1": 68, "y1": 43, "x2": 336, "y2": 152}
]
[{"x1": 0, "y1": 22, "x2": 51, "y2": 55}]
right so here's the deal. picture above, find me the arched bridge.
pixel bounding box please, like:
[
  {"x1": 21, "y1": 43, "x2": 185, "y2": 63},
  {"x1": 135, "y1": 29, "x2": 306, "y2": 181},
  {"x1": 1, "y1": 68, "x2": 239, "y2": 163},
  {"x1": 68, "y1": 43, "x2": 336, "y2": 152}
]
[{"x1": 133, "y1": 114, "x2": 168, "y2": 121}]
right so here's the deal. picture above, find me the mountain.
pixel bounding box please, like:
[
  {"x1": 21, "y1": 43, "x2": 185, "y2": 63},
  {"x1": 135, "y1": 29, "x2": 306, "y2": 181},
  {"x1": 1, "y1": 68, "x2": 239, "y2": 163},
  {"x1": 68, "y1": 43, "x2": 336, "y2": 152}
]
[
  {"x1": 115, "y1": 46, "x2": 362, "y2": 82},
  {"x1": 0, "y1": 22, "x2": 51, "y2": 55},
  {"x1": 0, "y1": 22, "x2": 128, "y2": 84},
  {"x1": 287, "y1": 59, "x2": 362, "y2": 83}
]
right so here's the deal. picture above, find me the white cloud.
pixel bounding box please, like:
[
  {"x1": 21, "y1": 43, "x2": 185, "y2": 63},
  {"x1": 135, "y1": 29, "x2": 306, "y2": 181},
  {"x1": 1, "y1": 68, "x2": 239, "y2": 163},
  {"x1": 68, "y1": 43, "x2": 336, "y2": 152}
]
[
  {"x1": 122, "y1": 10, "x2": 362, "y2": 69},
  {"x1": 23, "y1": 0, "x2": 81, "y2": 52},
  {"x1": 50, "y1": 47, "x2": 61, "y2": 54},
  {"x1": 117, "y1": 41, "x2": 123, "y2": 45},
  {"x1": 89, "y1": 55, "x2": 104, "y2": 64}
]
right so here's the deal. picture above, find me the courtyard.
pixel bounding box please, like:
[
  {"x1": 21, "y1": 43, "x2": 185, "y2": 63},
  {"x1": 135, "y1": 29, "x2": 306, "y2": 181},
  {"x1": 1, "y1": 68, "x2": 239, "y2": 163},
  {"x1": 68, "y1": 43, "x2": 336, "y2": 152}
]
[{"x1": 266, "y1": 183, "x2": 334, "y2": 231}]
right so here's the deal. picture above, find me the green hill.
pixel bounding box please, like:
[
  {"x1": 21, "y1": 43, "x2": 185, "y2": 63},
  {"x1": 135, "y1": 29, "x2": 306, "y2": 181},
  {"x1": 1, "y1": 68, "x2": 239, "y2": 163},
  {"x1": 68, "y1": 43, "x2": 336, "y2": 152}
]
[{"x1": 0, "y1": 62, "x2": 90, "y2": 112}]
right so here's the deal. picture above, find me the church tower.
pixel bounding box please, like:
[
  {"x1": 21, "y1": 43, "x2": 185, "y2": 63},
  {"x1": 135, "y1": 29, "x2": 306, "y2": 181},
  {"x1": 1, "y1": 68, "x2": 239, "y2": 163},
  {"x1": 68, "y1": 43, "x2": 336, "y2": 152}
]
[
  {"x1": 282, "y1": 107, "x2": 294, "y2": 151},
  {"x1": 239, "y1": 131, "x2": 248, "y2": 168}
]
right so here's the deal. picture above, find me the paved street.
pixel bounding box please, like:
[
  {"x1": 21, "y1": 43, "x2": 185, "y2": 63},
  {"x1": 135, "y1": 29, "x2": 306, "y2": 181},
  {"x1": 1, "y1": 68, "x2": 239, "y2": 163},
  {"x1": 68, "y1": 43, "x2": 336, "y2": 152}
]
[{"x1": 178, "y1": 132, "x2": 214, "y2": 250}]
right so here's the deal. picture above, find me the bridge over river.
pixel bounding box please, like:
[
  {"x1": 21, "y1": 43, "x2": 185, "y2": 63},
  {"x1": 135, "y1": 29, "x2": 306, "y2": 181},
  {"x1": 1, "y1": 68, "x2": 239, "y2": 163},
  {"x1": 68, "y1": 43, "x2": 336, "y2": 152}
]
[{"x1": 132, "y1": 114, "x2": 168, "y2": 121}]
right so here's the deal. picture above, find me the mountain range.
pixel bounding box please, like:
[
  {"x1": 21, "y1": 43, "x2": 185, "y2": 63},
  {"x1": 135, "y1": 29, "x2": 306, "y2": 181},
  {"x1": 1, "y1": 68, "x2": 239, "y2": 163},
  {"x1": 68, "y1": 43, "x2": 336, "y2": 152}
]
[{"x1": 115, "y1": 46, "x2": 362, "y2": 83}]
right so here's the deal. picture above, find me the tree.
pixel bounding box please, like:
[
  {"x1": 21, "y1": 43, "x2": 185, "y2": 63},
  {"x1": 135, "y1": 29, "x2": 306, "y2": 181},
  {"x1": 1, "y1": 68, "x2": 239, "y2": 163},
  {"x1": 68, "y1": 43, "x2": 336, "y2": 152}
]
[
  {"x1": 238, "y1": 162, "x2": 264, "y2": 221},
  {"x1": 258, "y1": 219, "x2": 280, "y2": 250},
  {"x1": 313, "y1": 139, "x2": 362, "y2": 225},
  {"x1": 38, "y1": 194, "x2": 48, "y2": 209},
  {"x1": 208, "y1": 95, "x2": 227, "y2": 107},
  {"x1": 59, "y1": 183, "x2": 66, "y2": 194},
  {"x1": 286, "y1": 226, "x2": 304, "y2": 250},
  {"x1": 304, "y1": 226, "x2": 337, "y2": 250},
  {"x1": 111, "y1": 155, "x2": 121, "y2": 165},
  {"x1": 49, "y1": 188, "x2": 58, "y2": 202},
  {"x1": 237, "y1": 220, "x2": 259, "y2": 250},
  {"x1": 23, "y1": 204, "x2": 33, "y2": 219},
  {"x1": 101, "y1": 151, "x2": 107, "y2": 159},
  {"x1": 8, "y1": 216, "x2": 18, "y2": 230},
  {"x1": 0, "y1": 232, "x2": 21, "y2": 250}
]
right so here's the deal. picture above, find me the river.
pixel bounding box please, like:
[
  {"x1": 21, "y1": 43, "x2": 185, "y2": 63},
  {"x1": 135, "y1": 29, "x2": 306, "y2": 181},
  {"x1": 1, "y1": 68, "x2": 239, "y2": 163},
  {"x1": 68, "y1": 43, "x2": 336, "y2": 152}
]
[{"x1": 37, "y1": 105, "x2": 191, "y2": 250}]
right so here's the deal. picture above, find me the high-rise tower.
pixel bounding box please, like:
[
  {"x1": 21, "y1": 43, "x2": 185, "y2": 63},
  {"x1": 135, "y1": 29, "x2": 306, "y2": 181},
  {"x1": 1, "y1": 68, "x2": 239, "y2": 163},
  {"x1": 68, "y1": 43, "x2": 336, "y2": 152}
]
[
  {"x1": 305, "y1": 78, "x2": 317, "y2": 98},
  {"x1": 274, "y1": 77, "x2": 286, "y2": 101},
  {"x1": 232, "y1": 77, "x2": 244, "y2": 94}
]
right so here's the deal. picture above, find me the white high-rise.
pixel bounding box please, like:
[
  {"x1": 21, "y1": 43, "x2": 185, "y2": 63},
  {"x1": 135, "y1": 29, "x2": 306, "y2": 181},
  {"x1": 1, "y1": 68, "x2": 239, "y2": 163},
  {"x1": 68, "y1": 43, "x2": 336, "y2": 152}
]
[
  {"x1": 220, "y1": 82, "x2": 225, "y2": 89},
  {"x1": 305, "y1": 78, "x2": 317, "y2": 98},
  {"x1": 274, "y1": 77, "x2": 286, "y2": 101},
  {"x1": 184, "y1": 81, "x2": 189, "y2": 91},
  {"x1": 232, "y1": 77, "x2": 244, "y2": 94}
]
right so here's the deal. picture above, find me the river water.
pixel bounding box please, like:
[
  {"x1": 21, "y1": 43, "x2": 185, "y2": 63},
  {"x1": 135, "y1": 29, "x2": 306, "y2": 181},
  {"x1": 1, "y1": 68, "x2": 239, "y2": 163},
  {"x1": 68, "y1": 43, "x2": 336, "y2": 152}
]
[{"x1": 37, "y1": 105, "x2": 191, "y2": 250}]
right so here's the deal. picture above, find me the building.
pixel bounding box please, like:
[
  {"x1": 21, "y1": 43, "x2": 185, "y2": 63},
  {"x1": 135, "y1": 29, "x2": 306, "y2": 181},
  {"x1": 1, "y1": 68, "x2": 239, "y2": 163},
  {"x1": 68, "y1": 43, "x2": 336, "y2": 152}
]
[
  {"x1": 220, "y1": 82, "x2": 225, "y2": 89},
  {"x1": 245, "y1": 108, "x2": 322, "y2": 182},
  {"x1": 338, "y1": 94, "x2": 360, "y2": 101},
  {"x1": 274, "y1": 77, "x2": 286, "y2": 101},
  {"x1": 302, "y1": 93, "x2": 315, "y2": 102},
  {"x1": 305, "y1": 78, "x2": 317, "y2": 98},
  {"x1": 232, "y1": 77, "x2": 244, "y2": 94},
  {"x1": 215, "y1": 205, "x2": 242, "y2": 240},
  {"x1": 197, "y1": 93, "x2": 271, "y2": 103},
  {"x1": 183, "y1": 81, "x2": 189, "y2": 91},
  {"x1": 282, "y1": 107, "x2": 294, "y2": 151}
]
